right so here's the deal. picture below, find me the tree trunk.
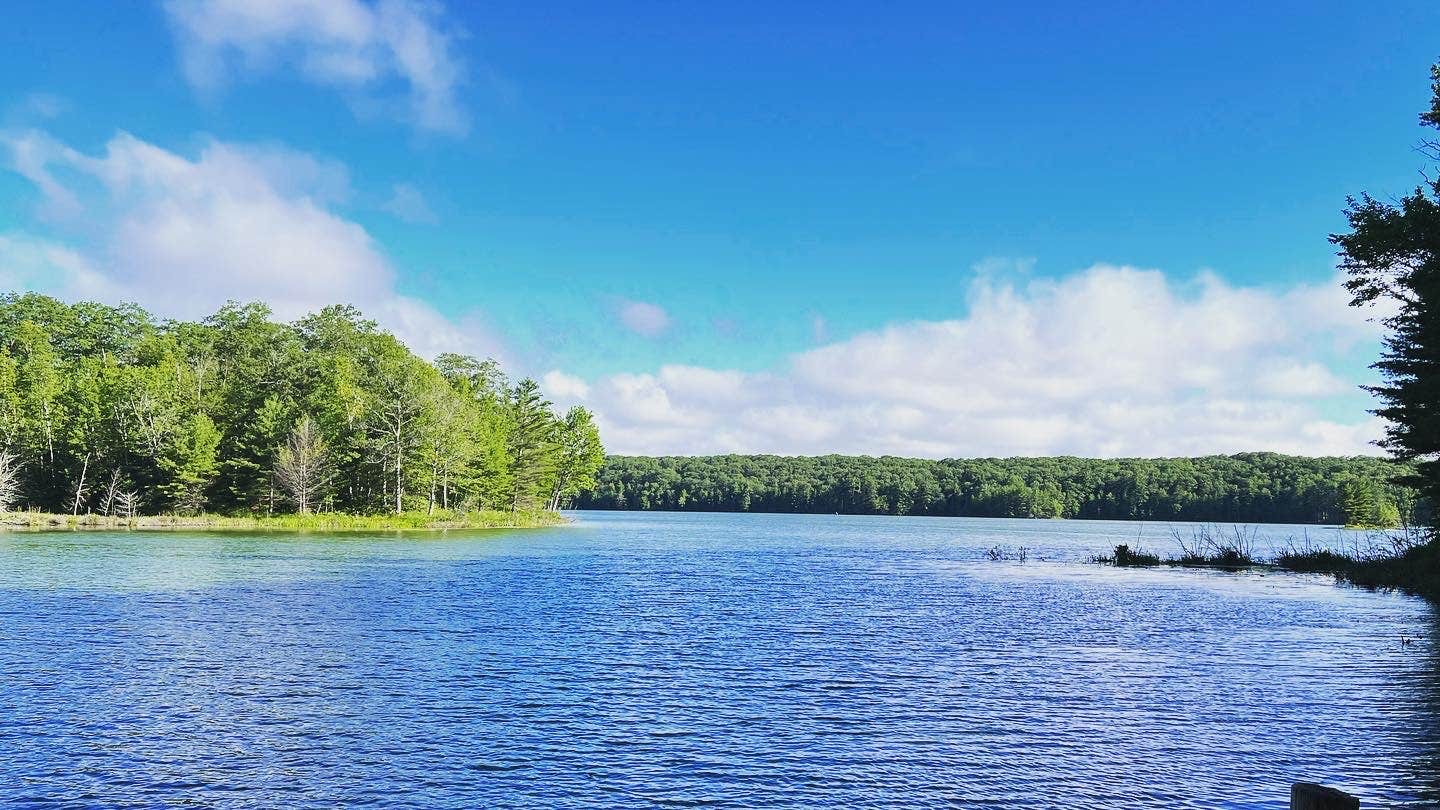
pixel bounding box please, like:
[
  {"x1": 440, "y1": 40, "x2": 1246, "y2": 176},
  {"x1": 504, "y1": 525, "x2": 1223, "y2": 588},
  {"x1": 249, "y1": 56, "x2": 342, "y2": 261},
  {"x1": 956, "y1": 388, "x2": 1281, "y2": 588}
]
[
  {"x1": 71, "y1": 453, "x2": 90, "y2": 515},
  {"x1": 395, "y1": 449, "x2": 403, "y2": 514}
]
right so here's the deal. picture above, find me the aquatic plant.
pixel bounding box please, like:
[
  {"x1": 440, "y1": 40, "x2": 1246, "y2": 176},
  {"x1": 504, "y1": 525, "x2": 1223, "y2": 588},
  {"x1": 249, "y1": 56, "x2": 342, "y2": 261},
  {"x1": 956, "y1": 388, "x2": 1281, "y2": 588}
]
[
  {"x1": 985, "y1": 544, "x2": 1029, "y2": 562},
  {"x1": 1092, "y1": 544, "x2": 1162, "y2": 567},
  {"x1": 1169, "y1": 525, "x2": 1259, "y2": 568}
]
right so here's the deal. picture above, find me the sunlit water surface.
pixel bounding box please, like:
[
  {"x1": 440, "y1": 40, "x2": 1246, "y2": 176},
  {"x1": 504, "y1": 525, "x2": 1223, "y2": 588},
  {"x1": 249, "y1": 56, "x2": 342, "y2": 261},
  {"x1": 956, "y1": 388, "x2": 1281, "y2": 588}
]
[{"x1": 1, "y1": 512, "x2": 1437, "y2": 808}]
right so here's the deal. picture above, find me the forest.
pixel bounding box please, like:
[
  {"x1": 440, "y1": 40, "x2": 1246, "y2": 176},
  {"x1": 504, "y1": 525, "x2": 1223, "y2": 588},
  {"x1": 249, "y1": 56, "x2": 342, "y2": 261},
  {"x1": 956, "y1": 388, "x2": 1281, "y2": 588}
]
[
  {"x1": 0, "y1": 293, "x2": 603, "y2": 518},
  {"x1": 575, "y1": 453, "x2": 1419, "y2": 526}
]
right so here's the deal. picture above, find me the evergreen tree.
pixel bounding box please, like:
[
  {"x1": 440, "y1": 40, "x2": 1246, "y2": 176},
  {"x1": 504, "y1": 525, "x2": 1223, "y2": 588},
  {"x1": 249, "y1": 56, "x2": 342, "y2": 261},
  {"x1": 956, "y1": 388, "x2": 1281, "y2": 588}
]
[
  {"x1": 161, "y1": 413, "x2": 222, "y2": 514},
  {"x1": 506, "y1": 378, "x2": 558, "y2": 511},
  {"x1": 1332, "y1": 62, "x2": 1440, "y2": 520}
]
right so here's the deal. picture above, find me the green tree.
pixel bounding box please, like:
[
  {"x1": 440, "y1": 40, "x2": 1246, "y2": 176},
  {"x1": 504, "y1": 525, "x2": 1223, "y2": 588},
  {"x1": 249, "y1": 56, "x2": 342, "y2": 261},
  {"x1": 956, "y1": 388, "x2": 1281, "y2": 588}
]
[
  {"x1": 161, "y1": 413, "x2": 222, "y2": 514},
  {"x1": 506, "y1": 378, "x2": 558, "y2": 511},
  {"x1": 0, "y1": 349, "x2": 20, "y2": 449},
  {"x1": 1340, "y1": 478, "x2": 1401, "y2": 529},
  {"x1": 1332, "y1": 62, "x2": 1440, "y2": 520},
  {"x1": 548, "y1": 406, "x2": 604, "y2": 510},
  {"x1": 366, "y1": 342, "x2": 435, "y2": 513},
  {"x1": 13, "y1": 320, "x2": 62, "y2": 468},
  {"x1": 0, "y1": 295, "x2": 599, "y2": 517}
]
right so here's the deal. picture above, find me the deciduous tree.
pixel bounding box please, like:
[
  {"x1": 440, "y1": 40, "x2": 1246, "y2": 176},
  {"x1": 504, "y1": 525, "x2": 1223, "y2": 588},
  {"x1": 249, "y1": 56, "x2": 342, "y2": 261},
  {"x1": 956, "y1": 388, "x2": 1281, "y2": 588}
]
[{"x1": 275, "y1": 414, "x2": 333, "y2": 513}]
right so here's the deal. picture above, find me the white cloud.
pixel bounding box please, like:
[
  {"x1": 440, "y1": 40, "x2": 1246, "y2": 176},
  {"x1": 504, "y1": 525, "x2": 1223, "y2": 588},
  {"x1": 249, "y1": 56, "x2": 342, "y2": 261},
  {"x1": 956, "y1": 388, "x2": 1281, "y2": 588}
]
[
  {"x1": 0, "y1": 232, "x2": 119, "y2": 300},
  {"x1": 164, "y1": 0, "x2": 468, "y2": 135},
  {"x1": 382, "y1": 181, "x2": 436, "y2": 223},
  {"x1": 541, "y1": 370, "x2": 590, "y2": 402},
  {"x1": 562, "y1": 265, "x2": 1389, "y2": 458},
  {"x1": 614, "y1": 298, "x2": 672, "y2": 338},
  {"x1": 1, "y1": 128, "x2": 502, "y2": 362}
]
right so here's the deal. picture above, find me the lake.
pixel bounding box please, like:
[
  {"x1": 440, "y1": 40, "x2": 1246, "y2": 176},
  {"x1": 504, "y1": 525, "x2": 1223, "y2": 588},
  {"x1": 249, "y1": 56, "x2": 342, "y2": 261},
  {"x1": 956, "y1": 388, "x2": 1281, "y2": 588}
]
[{"x1": 1, "y1": 511, "x2": 1436, "y2": 808}]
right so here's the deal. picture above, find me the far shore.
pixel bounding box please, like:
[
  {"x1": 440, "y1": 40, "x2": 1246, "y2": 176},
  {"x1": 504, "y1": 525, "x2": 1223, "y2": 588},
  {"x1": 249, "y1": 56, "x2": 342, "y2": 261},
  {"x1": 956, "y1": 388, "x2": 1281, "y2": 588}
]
[{"x1": 0, "y1": 509, "x2": 569, "y2": 532}]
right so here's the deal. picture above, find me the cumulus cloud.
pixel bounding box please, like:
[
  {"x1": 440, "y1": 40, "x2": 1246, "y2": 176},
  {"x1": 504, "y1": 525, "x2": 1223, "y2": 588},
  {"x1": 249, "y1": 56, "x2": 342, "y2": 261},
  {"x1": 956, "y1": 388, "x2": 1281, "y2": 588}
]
[
  {"x1": 164, "y1": 0, "x2": 468, "y2": 135},
  {"x1": 541, "y1": 370, "x2": 590, "y2": 401},
  {"x1": 1, "y1": 128, "x2": 502, "y2": 361},
  {"x1": 614, "y1": 298, "x2": 672, "y2": 338},
  {"x1": 557, "y1": 265, "x2": 1389, "y2": 458}
]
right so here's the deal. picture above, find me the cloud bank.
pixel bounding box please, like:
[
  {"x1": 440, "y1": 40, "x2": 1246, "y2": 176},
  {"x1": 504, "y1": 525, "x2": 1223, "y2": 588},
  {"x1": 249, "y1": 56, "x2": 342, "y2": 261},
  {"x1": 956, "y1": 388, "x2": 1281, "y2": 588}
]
[{"x1": 552, "y1": 265, "x2": 1388, "y2": 458}]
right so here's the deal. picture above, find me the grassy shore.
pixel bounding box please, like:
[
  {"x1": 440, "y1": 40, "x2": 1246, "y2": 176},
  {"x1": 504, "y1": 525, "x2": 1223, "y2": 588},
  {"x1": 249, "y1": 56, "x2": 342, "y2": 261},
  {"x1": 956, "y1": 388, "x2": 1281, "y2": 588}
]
[{"x1": 0, "y1": 509, "x2": 569, "y2": 532}]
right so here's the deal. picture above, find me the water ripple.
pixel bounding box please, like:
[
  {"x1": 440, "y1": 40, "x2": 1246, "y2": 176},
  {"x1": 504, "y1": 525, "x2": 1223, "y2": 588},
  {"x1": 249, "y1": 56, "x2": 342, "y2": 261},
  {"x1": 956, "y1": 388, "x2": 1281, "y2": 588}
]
[{"x1": 0, "y1": 512, "x2": 1437, "y2": 808}]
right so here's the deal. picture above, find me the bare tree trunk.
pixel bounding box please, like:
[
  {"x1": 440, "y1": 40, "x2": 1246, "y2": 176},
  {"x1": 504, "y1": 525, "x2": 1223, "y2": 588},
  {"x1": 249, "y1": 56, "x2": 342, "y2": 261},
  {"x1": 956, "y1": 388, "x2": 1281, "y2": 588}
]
[
  {"x1": 42, "y1": 402, "x2": 55, "y2": 464},
  {"x1": 71, "y1": 453, "x2": 90, "y2": 515},
  {"x1": 100, "y1": 468, "x2": 122, "y2": 515},
  {"x1": 395, "y1": 444, "x2": 403, "y2": 514}
]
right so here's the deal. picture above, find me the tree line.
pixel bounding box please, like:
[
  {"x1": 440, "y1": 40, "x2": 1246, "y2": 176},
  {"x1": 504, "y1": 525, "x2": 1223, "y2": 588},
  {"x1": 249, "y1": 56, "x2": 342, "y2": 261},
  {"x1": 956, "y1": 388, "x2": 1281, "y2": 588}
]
[
  {"x1": 574, "y1": 453, "x2": 1421, "y2": 525},
  {"x1": 0, "y1": 294, "x2": 603, "y2": 516}
]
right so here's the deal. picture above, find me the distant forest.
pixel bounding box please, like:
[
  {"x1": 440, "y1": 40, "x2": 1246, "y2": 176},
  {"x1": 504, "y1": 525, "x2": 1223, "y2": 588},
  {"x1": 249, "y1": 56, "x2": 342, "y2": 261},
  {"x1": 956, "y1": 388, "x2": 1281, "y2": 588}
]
[{"x1": 575, "y1": 453, "x2": 1421, "y2": 526}]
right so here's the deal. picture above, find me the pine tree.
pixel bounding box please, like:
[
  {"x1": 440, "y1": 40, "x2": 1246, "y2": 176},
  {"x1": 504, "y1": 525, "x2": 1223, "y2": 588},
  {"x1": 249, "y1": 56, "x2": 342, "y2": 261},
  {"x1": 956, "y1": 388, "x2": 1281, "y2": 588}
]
[
  {"x1": 1332, "y1": 62, "x2": 1440, "y2": 519},
  {"x1": 506, "y1": 378, "x2": 558, "y2": 511}
]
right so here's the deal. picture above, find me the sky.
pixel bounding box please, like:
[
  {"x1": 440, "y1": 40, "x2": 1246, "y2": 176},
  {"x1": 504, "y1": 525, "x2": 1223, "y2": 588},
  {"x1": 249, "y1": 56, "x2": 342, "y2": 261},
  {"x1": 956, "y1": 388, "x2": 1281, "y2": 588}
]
[{"x1": 1, "y1": 0, "x2": 1437, "y2": 458}]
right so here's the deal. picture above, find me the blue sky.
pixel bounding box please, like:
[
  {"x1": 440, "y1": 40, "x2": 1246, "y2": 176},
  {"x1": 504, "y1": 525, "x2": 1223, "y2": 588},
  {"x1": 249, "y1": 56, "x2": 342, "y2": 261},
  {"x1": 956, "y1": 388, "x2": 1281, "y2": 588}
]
[{"x1": 2, "y1": 1, "x2": 1437, "y2": 456}]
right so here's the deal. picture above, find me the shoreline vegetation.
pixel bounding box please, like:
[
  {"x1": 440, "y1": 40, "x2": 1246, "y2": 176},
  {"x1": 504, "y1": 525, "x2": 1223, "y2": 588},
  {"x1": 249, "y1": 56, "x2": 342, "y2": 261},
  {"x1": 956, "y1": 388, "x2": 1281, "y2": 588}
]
[
  {"x1": 0, "y1": 295, "x2": 605, "y2": 525},
  {"x1": 0, "y1": 508, "x2": 569, "y2": 532},
  {"x1": 1091, "y1": 523, "x2": 1440, "y2": 600}
]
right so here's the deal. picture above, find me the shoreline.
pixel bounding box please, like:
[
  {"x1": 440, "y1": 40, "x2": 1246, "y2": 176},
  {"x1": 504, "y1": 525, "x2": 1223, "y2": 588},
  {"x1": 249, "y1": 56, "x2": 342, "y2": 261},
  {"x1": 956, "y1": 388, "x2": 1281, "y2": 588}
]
[{"x1": 0, "y1": 510, "x2": 570, "y2": 532}]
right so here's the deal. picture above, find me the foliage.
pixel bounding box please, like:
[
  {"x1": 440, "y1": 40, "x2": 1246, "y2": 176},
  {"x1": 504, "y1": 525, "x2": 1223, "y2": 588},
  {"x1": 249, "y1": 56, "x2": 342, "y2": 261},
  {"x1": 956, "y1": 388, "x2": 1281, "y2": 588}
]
[
  {"x1": 0, "y1": 295, "x2": 604, "y2": 517},
  {"x1": 1093, "y1": 544, "x2": 1162, "y2": 567},
  {"x1": 576, "y1": 453, "x2": 1422, "y2": 525},
  {"x1": 1272, "y1": 548, "x2": 1352, "y2": 574},
  {"x1": 1332, "y1": 60, "x2": 1440, "y2": 519},
  {"x1": 1338, "y1": 477, "x2": 1402, "y2": 529},
  {"x1": 548, "y1": 406, "x2": 604, "y2": 510},
  {"x1": 506, "y1": 378, "x2": 558, "y2": 510}
]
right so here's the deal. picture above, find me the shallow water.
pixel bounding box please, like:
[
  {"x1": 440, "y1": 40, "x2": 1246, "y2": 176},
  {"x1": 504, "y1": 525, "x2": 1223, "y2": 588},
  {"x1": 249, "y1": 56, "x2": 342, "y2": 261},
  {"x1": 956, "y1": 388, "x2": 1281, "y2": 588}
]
[{"x1": 1, "y1": 512, "x2": 1436, "y2": 808}]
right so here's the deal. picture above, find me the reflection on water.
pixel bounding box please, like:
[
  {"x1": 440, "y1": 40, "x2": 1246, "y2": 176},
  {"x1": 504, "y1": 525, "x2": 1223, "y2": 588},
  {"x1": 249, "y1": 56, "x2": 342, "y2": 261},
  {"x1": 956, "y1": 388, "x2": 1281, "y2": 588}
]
[{"x1": 0, "y1": 512, "x2": 1436, "y2": 808}]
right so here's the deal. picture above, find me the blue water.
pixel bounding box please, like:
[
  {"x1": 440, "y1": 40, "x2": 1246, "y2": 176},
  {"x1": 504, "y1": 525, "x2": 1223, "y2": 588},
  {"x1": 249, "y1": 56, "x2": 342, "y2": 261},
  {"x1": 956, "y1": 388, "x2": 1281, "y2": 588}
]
[{"x1": 1, "y1": 512, "x2": 1436, "y2": 808}]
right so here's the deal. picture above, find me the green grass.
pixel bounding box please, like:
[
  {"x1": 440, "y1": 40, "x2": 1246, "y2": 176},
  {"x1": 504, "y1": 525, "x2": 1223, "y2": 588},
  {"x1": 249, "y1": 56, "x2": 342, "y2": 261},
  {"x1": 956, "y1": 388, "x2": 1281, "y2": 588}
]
[{"x1": 0, "y1": 509, "x2": 568, "y2": 532}]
